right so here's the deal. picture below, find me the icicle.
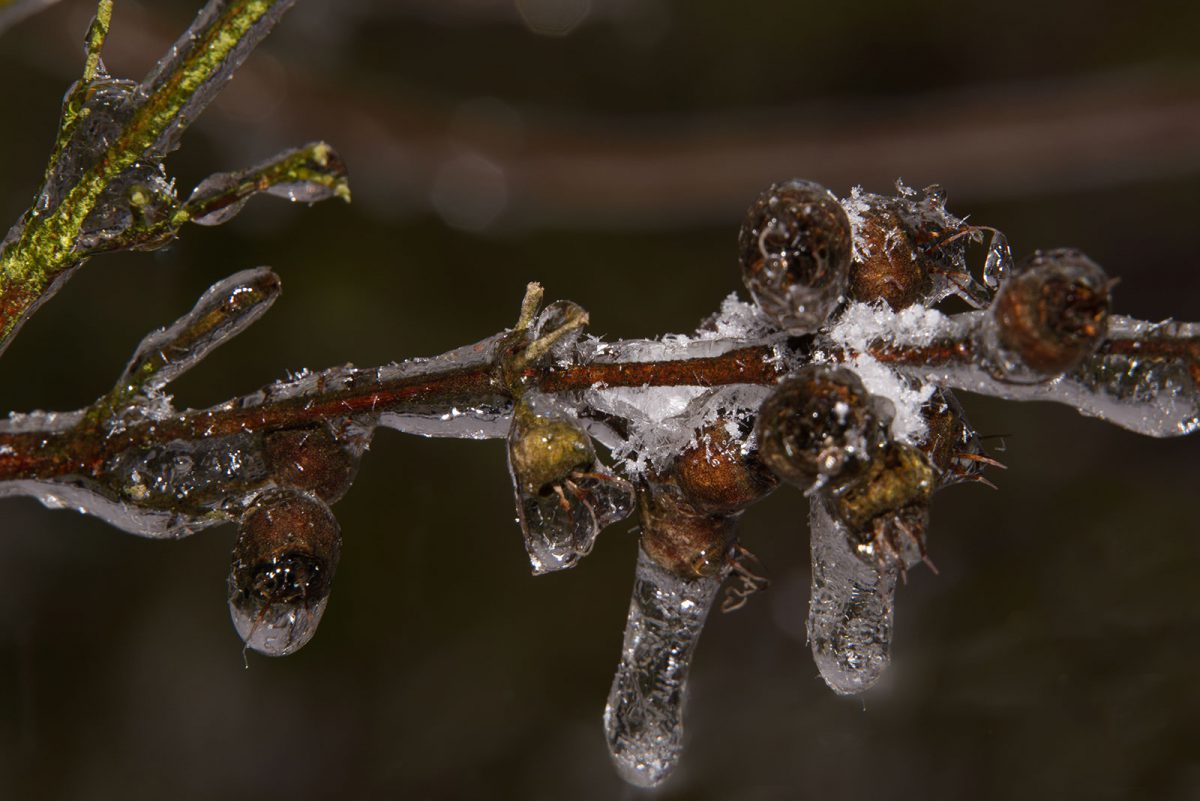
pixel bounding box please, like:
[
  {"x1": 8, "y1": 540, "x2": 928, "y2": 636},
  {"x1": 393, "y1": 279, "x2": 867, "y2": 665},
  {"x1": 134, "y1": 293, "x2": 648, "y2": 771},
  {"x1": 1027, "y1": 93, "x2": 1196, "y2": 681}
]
[
  {"x1": 807, "y1": 496, "x2": 898, "y2": 695},
  {"x1": 228, "y1": 489, "x2": 341, "y2": 657},
  {"x1": 604, "y1": 546, "x2": 725, "y2": 787}
]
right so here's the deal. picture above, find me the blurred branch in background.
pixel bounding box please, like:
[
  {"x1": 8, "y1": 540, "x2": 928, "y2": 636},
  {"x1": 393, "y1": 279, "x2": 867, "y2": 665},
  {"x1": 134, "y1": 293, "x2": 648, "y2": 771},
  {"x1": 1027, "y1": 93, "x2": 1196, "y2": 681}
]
[
  {"x1": 0, "y1": 0, "x2": 62, "y2": 36},
  {"x1": 11, "y1": 1, "x2": 1199, "y2": 233}
]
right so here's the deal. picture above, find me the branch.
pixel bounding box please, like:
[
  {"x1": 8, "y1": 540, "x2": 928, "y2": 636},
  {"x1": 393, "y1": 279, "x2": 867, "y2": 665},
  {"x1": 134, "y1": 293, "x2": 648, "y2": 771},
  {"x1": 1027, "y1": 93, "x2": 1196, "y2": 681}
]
[{"x1": 0, "y1": 0, "x2": 349, "y2": 356}]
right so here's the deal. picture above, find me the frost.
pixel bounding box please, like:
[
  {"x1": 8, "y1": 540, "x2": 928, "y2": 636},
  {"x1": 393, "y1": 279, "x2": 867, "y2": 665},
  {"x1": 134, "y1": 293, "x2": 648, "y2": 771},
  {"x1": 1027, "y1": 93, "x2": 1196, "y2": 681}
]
[
  {"x1": 821, "y1": 302, "x2": 945, "y2": 443},
  {"x1": 604, "y1": 546, "x2": 724, "y2": 787}
]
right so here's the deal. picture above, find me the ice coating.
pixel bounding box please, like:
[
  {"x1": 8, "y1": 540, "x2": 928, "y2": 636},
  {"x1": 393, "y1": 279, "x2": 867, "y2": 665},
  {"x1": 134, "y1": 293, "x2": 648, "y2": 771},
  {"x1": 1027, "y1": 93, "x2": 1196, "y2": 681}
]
[
  {"x1": 228, "y1": 490, "x2": 341, "y2": 657},
  {"x1": 116, "y1": 267, "x2": 281, "y2": 395},
  {"x1": 139, "y1": 0, "x2": 298, "y2": 159},
  {"x1": 186, "y1": 143, "x2": 350, "y2": 227},
  {"x1": 507, "y1": 395, "x2": 635, "y2": 573},
  {"x1": 604, "y1": 546, "x2": 725, "y2": 787},
  {"x1": 38, "y1": 78, "x2": 142, "y2": 214},
  {"x1": 807, "y1": 495, "x2": 898, "y2": 695}
]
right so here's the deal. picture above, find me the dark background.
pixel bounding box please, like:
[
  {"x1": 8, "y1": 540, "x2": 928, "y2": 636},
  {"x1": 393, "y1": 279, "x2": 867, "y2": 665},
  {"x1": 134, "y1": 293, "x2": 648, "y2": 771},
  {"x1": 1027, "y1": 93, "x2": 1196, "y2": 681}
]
[{"x1": 1, "y1": 1, "x2": 1199, "y2": 799}]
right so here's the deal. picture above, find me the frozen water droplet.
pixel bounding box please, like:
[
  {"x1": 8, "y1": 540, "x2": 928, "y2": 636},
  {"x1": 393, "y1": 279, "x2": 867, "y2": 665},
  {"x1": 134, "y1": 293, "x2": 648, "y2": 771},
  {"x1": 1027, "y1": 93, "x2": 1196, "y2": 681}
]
[
  {"x1": 76, "y1": 161, "x2": 178, "y2": 253},
  {"x1": 807, "y1": 496, "x2": 897, "y2": 695},
  {"x1": 508, "y1": 397, "x2": 634, "y2": 573},
  {"x1": 604, "y1": 546, "x2": 724, "y2": 787},
  {"x1": 982, "y1": 229, "x2": 1012, "y2": 290},
  {"x1": 228, "y1": 490, "x2": 341, "y2": 657}
]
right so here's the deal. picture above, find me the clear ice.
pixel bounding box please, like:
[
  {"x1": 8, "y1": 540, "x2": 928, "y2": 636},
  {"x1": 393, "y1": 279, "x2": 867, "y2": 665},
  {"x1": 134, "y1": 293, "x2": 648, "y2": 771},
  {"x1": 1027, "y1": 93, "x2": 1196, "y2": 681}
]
[
  {"x1": 227, "y1": 490, "x2": 341, "y2": 657},
  {"x1": 807, "y1": 496, "x2": 898, "y2": 695},
  {"x1": 507, "y1": 395, "x2": 634, "y2": 573},
  {"x1": 604, "y1": 546, "x2": 725, "y2": 787}
]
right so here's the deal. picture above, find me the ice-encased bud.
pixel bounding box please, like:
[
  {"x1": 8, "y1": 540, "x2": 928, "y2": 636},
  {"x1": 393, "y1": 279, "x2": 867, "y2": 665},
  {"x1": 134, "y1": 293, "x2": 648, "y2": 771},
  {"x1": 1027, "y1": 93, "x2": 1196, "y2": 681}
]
[
  {"x1": 986, "y1": 248, "x2": 1111, "y2": 379},
  {"x1": 228, "y1": 490, "x2": 342, "y2": 657},
  {"x1": 738, "y1": 179, "x2": 852, "y2": 333},
  {"x1": 843, "y1": 183, "x2": 991, "y2": 309},
  {"x1": 604, "y1": 545, "x2": 725, "y2": 787},
  {"x1": 507, "y1": 400, "x2": 634, "y2": 573},
  {"x1": 755, "y1": 366, "x2": 886, "y2": 489},
  {"x1": 807, "y1": 496, "x2": 898, "y2": 694}
]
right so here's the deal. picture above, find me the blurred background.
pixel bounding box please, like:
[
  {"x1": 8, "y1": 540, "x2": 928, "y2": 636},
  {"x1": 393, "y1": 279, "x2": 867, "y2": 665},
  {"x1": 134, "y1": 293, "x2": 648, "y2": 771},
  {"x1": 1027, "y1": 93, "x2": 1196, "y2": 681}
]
[{"x1": 1, "y1": 1, "x2": 1199, "y2": 798}]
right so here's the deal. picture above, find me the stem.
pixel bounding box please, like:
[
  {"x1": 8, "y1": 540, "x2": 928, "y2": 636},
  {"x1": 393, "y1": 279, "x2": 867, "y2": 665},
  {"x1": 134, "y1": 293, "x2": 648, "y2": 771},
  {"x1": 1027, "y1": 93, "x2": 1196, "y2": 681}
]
[{"x1": 0, "y1": 0, "x2": 296, "y2": 354}]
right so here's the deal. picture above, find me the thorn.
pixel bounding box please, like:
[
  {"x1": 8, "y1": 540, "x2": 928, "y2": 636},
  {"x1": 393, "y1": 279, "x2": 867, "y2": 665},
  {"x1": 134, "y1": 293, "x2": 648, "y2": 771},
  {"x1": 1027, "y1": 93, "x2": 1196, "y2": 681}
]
[{"x1": 955, "y1": 451, "x2": 1007, "y2": 469}]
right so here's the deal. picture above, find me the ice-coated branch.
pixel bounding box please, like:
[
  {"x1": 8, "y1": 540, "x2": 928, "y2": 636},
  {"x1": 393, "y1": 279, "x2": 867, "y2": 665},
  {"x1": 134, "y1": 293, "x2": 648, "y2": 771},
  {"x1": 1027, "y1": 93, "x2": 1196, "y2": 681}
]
[
  {"x1": 3, "y1": 167, "x2": 1198, "y2": 790},
  {"x1": 0, "y1": 0, "x2": 347, "y2": 356}
]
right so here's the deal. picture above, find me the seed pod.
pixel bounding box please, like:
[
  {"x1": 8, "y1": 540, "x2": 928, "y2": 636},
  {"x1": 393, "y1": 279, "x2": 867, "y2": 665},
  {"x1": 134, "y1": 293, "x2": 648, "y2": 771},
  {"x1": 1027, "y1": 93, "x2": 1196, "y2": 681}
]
[
  {"x1": 263, "y1": 425, "x2": 359, "y2": 503},
  {"x1": 638, "y1": 480, "x2": 739, "y2": 579},
  {"x1": 843, "y1": 184, "x2": 991, "y2": 310},
  {"x1": 755, "y1": 366, "x2": 886, "y2": 489},
  {"x1": 987, "y1": 248, "x2": 1111, "y2": 379},
  {"x1": 228, "y1": 489, "x2": 342, "y2": 657},
  {"x1": 671, "y1": 421, "x2": 777, "y2": 515},
  {"x1": 508, "y1": 401, "x2": 635, "y2": 574},
  {"x1": 738, "y1": 179, "x2": 852, "y2": 332}
]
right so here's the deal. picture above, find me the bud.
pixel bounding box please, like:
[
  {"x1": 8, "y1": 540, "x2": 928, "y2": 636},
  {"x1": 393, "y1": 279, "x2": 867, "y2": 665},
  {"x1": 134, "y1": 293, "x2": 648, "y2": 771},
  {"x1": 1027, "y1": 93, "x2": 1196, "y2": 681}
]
[
  {"x1": 228, "y1": 489, "x2": 341, "y2": 657},
  {"x1": 738, "y1": 179, "x2": 852, "y2": 332},
  {"x1": 755, "y1": 366, "x2": 886, "y2": 489},
  {"x1": 986, "y1": 248, "x2": 1111, "y2": 379}
]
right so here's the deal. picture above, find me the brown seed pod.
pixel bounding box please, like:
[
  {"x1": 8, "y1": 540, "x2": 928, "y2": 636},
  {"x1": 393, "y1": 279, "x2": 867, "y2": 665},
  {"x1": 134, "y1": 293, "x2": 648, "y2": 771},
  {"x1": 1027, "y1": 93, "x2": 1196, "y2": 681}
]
[
  {"x1": 738, "y1": 179, "x2": 853, "y2": 332},
  {"x1": 988, "y1": 248, "x2": 1111, "y2": 378},
  {"x1": 671, "y1": 421, "x2": 778, "y2": 515},
  {"x1": 844, "y1": 184, "x2": 985, "y2": 310},
  {"x1": 228, "y1": 489, "x2": 342, "y2": 657},
  {"x1": 638, "y1": 481, "x2": 740, "y2": 579},
  {"x1": 264, "y1": 425, "x2": 359, "y2": 503},
  {"x1": 847, "y1": 204, "x2": 938, "y2": 310},
  {"x1": 755, "y1": 366, "x2": 887, "y2": 489}
]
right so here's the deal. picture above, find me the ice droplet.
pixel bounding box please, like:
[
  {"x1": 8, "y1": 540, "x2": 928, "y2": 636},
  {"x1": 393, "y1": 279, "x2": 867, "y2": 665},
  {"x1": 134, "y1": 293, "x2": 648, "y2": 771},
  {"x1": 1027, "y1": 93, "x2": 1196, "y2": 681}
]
[
  {"x1": 982, "y1": 229, "x2": 1012, "y2": 290},
  {"x1": 604, "y1": 546, "x2": 725, "y2": 787},
  {"x1": 807, "y1": 496, "x2": 897, "y2": 695},
  {"x1": 507, "y1": 396, "x2": 634, "y2": 573},
  {"x1": 228, "y1": 490, "x2": 341, "y2": 657}
]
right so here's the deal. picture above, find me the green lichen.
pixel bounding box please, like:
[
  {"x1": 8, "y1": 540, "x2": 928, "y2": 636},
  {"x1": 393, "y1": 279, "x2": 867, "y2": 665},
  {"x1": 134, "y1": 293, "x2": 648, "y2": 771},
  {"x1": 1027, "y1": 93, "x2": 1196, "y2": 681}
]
[{"x1": 0, "y1": 0, "x2": 296, "y2": 354}]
